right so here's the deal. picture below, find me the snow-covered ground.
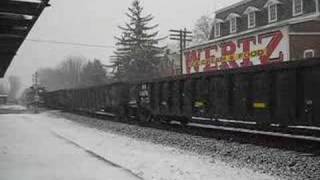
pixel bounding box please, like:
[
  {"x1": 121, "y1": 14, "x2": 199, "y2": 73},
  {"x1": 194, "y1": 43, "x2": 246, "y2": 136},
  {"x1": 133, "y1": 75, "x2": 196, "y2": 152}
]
[
  {"x1": 0, "y1": 104, "x2": 27, "y2": 111},
  {"x1": 0, "y1": 109, "x2": 278, "y2": 180}
]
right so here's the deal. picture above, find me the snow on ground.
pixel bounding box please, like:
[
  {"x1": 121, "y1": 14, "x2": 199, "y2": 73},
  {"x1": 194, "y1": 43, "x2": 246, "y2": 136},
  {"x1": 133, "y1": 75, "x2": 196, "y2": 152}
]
[
  {"x1": 0, "y1": 104, "x2": 27, "y2": 111},
  {"x1": 0, "y1": 110, "x2": 279, "y2": 180},
  {"x1": 0, "y1": 113, "x2": 139, "y2": 180}
]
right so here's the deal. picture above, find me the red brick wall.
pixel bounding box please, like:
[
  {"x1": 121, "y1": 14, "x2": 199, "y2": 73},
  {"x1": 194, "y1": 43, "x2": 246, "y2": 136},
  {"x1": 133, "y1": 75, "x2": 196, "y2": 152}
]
[
  {"x1": 290, "y1": 21, "x2": 320, "y2": 32},
  {"x1": 290, "y1": 35, "x2": 320, "y2": 60}
]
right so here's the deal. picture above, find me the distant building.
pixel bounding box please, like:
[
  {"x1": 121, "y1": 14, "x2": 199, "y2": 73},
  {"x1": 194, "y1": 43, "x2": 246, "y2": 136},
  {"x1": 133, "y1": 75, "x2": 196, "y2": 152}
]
[
  {"x1": 0, "y1": 95, "x2": 8, "y2": 105},
  {"x1": 183, "y1": 0, "x2": 320, "y2": 74}
]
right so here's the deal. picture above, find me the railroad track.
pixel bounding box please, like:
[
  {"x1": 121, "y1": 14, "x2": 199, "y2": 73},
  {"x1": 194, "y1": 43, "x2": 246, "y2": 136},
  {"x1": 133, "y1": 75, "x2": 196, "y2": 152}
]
[{"x1": 69, "y1": 109, "x2": 320, "y2": 155}]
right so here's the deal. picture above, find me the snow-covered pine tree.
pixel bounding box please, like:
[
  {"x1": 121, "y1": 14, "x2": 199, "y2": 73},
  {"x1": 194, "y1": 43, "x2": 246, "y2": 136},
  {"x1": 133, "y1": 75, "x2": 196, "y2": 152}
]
[{"x1": 113, "y1": 0, "x2": 165, "y2": 81}]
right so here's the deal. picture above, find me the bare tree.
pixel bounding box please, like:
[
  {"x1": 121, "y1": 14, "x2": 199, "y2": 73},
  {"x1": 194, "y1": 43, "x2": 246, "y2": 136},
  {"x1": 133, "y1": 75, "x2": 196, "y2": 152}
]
[
  {"x1": 58, "y1": 56, "x2": 85, "y2": 89},
  {"x1": 38, "y1": 56, "x2": 85, "y2": 91},
  {"x1": 192, "y1": 15, "x2": 213, "y2": 44}
]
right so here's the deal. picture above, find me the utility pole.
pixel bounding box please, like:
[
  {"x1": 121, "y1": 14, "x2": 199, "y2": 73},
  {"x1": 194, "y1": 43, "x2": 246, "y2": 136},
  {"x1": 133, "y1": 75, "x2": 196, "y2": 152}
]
[
  {"x1": 169, "y1": 28, "x2": 192, "y2": 74},
  {"x1": 32, "y1": 72, "x2": 40, "y2": 113}
]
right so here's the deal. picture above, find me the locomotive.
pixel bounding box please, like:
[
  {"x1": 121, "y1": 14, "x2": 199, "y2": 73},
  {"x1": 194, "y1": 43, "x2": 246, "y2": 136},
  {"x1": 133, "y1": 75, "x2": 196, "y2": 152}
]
[{"x1": 44, "y1": 57, "x2": 320, "y2": 128}]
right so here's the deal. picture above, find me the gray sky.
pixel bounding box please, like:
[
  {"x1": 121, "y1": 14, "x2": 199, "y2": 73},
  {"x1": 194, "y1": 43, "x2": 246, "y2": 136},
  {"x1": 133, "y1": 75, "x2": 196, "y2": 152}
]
[{"x1": 6, "y1": 0, "x2": 240, "y2": 87}]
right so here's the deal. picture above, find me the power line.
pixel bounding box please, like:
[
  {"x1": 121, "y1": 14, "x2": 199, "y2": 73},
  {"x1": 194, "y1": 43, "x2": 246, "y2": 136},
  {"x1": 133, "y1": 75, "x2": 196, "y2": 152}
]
[
  {"x1": 169, "y1": 28, "x2": 192, "y2": 74},
  {"x1": 26, "y1": 39, "x2": 115, "y2": 49}
]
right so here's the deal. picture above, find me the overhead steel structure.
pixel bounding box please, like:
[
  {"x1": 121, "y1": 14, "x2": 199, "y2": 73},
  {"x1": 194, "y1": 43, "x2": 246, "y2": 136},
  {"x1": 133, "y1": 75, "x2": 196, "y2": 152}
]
[{"x1": 0, "y1": 0, "x2": 50, "y2": 77}]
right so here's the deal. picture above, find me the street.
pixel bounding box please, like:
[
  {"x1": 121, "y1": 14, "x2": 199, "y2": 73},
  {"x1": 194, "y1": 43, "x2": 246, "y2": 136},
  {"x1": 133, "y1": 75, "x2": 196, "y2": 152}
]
[{"x1": 0, "y1": 106, "x2": 276, "y2": 180}]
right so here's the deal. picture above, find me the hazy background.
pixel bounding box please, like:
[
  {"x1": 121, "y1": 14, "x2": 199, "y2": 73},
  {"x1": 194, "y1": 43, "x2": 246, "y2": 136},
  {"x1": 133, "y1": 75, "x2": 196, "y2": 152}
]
[{"x1": 5, "y1": 0, "x2": 241, "y2": 88}]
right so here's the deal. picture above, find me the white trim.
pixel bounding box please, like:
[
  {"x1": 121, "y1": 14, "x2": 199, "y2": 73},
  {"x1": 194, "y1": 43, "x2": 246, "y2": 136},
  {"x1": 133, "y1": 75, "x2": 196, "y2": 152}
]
[
  {"x1": 214, "y1": 18, "x2": 224, "y2": 23},
  {"x1": 243, "y1": 6, "x2": 260, "y2": 15},
  {"x1": 214, "y1": 22, "x2": 221, "y2": 38},
  {"x1": 185, "y1": 13, "x2": 319, "y2": 50},
  {"x1": 293, "y1": 0, "x2": 303, "y2": 17},
  {"x1": 264, "y1": 0, "x2": 282, "y2": 8},
  {"x1": 268, "y1": 3, "x2": 278, "y2": 23},
  {"x1": 229, "y1": 16, "x2": 237, "y2": 33},
  {"x1": 243, "y1": 6, "x2": 259, "y2": 29},
  {"x1": 289, "y1": 32, "x2": 320, "y2": 35},
  {"x1": 226, "y1": 13, "x2": 240, "y2": 34},
  {"x1": 248, "y1": 11, "x2": 256, "y2": 29},
  {"x1": 216, "y1": 0, "x2": 254, "y2": 14},
  {"x1": 304, "y1": 49, "x2": 315, "y2": 58},
  {"x1": 225, "y1": 13, "x2": 241, "y2": 21}
]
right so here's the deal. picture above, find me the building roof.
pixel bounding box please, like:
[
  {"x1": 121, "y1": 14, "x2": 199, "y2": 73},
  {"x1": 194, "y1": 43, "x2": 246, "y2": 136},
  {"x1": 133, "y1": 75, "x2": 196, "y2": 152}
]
[
  {"x1": 215, "y1": 0, "x2": 266, "y2": 20},
  {"x1": 0, "y1": 0, "x2": 50, "y2": 78}
]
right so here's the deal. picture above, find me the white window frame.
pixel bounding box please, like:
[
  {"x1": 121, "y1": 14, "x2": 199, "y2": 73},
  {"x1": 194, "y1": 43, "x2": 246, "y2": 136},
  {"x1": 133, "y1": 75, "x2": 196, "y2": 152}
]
[
  {"x1": 230, "y1": 17, "x2": 237, "y2": 33},
  {"x1": 268, "y1": 3, "x2": 278, "y2": 23},
  {"x1": 293, "y1": 0, "x2": 303, "y2": 16},
  {"x1": 304, "y1": 49, "x2": 315, "y2": 58},
  {"x1": 214, "y1": 23, "x2": 221, "y2": 37},
  {"x1": 243, "y1": 6, "x2": 260, "y2": 29},
  {"x1": 248, "y1": 11, "x2": 256, "y2": 28}
]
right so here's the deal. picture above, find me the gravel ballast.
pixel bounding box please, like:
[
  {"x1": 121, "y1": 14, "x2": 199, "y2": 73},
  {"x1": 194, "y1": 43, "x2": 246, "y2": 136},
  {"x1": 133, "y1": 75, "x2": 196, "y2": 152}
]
[{"x1": 50, "y1": 111, "x2": 320, "y2": 180}]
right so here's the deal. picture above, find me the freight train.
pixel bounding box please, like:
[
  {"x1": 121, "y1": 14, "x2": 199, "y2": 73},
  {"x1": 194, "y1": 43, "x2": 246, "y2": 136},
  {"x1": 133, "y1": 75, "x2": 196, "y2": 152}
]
[{"x1": 44, "y1": 58, "x2": 320, "y2": 128}]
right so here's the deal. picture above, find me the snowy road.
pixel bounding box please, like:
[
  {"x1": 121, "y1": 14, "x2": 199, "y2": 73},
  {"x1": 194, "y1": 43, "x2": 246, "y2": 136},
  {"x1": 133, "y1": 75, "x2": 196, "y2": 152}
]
[{"x1": 0, "y1": 107, "x2": 278, "y2": 180}]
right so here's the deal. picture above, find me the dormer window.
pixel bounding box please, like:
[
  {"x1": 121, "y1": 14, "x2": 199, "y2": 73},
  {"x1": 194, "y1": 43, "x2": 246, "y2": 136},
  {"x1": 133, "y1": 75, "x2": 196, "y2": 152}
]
[
  {"x1": 214, "y1": 19, "x2": 223, "y2": 38},
  {"x1": 264, "y1": 0, "x2": 281, "y2": 23},
  {"x1": 226, "y1": 13, "x2": 240, "y2": 34},
  {"x1": 215, "y1": 23, "x2": 221, "y2": 37},
  {"x1": 248, "y1": 12, "x2": 256, "y2": 28},
  {"x1": 230, "y1": 17, "x2": 237, "y2": 33},
  {"x1": 243, "y1": 6, "x2": 260, "y2": 29},
  {"x1": 293, "y1": 0, "x2": 303, "y2": 16},
  {"x1": 269, "y1": 4, "x2": 278, "y2": 22}
]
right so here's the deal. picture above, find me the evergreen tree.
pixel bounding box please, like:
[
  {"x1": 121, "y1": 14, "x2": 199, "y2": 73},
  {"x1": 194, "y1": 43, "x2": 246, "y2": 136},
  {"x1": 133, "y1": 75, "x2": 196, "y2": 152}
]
[{"x1": 113, "y1": 0, "x2": 165, "y2": 81}]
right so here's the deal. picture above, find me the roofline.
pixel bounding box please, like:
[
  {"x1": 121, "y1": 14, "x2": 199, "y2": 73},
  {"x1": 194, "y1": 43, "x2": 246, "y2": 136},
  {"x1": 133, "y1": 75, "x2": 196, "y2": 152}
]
[
  {"x1": 0, "y1": 0, "x2": 50, "y2": 78},
  {"x1": 216, "y1": 0, "x2": 255, "y2": 14},
  {"x1": 186, "y1": 13, "x2": 320, "y2": 51}
]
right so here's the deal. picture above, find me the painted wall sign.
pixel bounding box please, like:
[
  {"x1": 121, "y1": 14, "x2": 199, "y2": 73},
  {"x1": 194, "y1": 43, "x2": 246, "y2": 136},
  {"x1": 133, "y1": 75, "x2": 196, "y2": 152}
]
[{"x1": 183, "y1": 28, "x2": 289, "y2": 74}]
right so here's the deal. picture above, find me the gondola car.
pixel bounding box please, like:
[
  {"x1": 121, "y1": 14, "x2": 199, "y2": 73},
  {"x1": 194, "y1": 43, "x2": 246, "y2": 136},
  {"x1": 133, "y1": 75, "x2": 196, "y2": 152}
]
[
  {"x1": 44, "y1": 58, "x2": 320, "y2": 128},
  {"x1": 135, "y1": 58, "x2": 320, "y2": 127}
]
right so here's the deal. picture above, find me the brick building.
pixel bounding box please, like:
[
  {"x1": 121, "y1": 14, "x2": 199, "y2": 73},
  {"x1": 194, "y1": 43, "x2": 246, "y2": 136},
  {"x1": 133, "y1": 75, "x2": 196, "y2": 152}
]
[{"x1": 183, "y1": 0, "x2": 320, "y2": 74}]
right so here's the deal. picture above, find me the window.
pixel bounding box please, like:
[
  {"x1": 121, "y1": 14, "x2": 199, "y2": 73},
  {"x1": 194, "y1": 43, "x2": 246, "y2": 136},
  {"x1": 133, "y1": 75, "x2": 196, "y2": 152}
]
[
  {"x1": 230, "y1": 17, "x2": 237, "y2": 33},
  {"x1": 293, "y1": 0, "x2": 303, "y2": 16},
  {"x1": 248, "y1": 11, "x2": 256, "y2": 28},
  {"x1": 226, "y1": 13, "x2": 240, "y2": 34},
  {"x1": 214, "y1": 23, "x2": 221, "y2": 37},
  {"x1": 268, "y1": 4, "x2": 278, "y2": 23},
  {"x1": 243, "y1": 6, "x2": 260, "y2": 29},
  {"x1": 304, "y1": 49, "x2": 315, "y2": 58}
]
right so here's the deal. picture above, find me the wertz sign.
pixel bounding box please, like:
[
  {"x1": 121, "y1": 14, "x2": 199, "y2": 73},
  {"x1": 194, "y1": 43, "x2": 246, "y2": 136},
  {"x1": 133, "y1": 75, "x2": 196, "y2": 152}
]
[{"x1": 183, "y1": 28, "x2": 289, "y2": 74}]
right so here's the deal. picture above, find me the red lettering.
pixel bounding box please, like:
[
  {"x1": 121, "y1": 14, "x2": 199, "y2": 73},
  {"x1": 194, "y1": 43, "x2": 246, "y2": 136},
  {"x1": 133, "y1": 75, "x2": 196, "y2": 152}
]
[
  {"x1": 238, "y1": 37, "x2": 255, "y2": 67},
  {"x1": 184, "y1": 51, "x2": 192, "y2": 74},
  {"x1": 204, "y1": 46, "x2": 218, "y2": 71},
  {"x1": 191, "y1": 49, "x2": 202, "y2": 72},
  {"x1": 258, "y1": 31, "x2": 283, "y2": 64},
  {"x1": 221, "y1": 42, "x2": 238, "y2": 69}
]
